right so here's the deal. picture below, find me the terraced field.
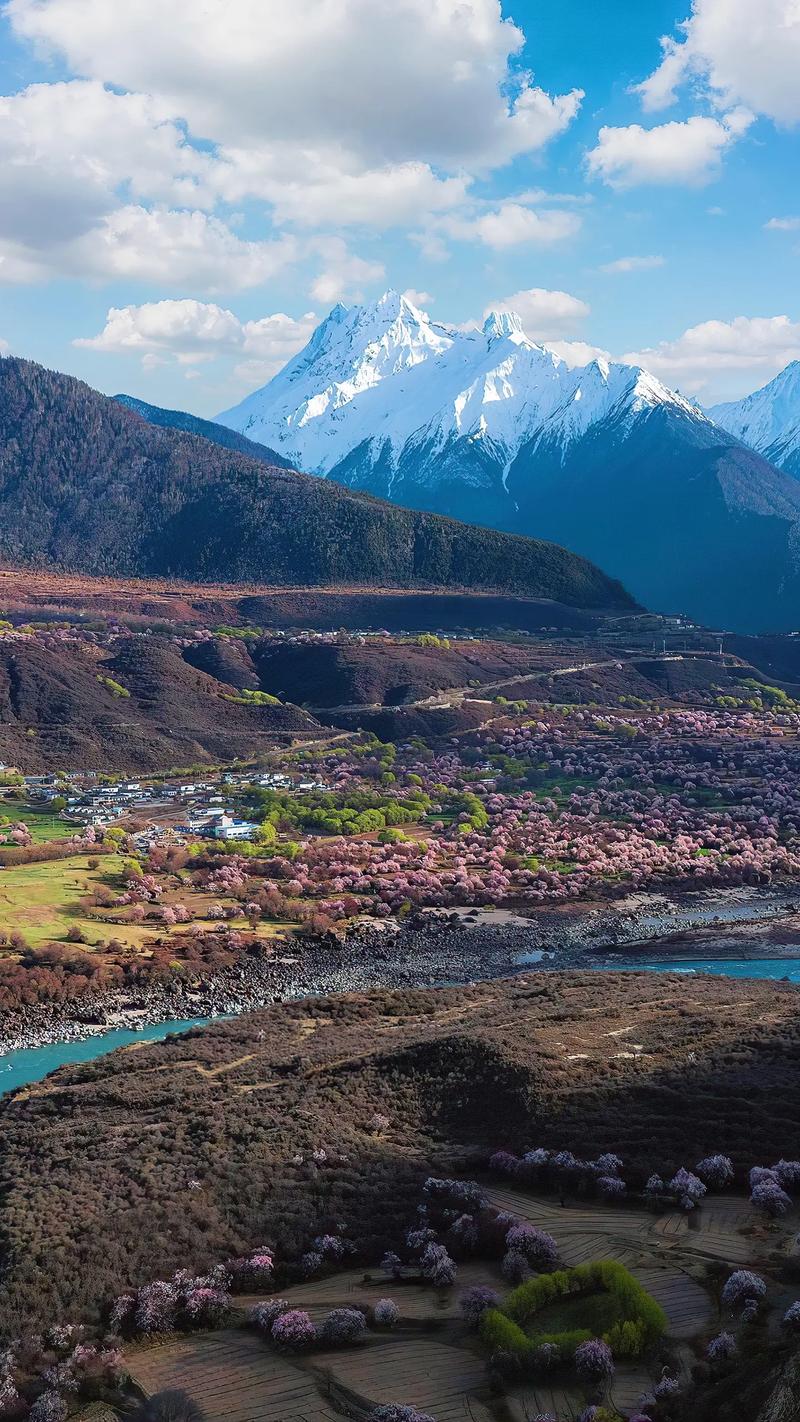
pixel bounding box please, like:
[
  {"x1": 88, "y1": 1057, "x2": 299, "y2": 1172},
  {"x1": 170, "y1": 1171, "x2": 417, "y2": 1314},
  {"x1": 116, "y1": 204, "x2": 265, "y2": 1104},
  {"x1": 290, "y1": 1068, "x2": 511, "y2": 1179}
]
[
  {"x1": 485, "y1": 1185, "x2": 779, "y2": 1274},
  {"x1": 321, "y1": 1338, "x2": 489, "y2": 1421},
  {"x1": 129, "y1": 1331, "x2": 337, "y2": 1422},
  {"x1": 126, "y1": 1185, "x2": 796, "y2": 1422},
  {"x1": 234, "y1": 1260, "x2": 507, "y2": 1324}
]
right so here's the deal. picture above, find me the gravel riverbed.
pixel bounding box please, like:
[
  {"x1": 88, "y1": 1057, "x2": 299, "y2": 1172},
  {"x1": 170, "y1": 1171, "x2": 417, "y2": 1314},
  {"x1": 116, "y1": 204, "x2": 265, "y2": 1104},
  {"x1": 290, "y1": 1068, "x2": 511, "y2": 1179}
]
[{"x1": 4, "y1": 884, "x2": 800, "y2": 1054}]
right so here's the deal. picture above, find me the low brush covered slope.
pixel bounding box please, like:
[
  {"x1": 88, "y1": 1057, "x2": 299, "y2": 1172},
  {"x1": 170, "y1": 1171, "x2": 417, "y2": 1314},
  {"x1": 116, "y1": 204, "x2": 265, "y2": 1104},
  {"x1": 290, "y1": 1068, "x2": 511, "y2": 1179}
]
[
  {"x1": 0, "y1": 635, "x2": 320, "y2": 771},
  {"x1": 250, "y1": 637, "x2": 548, "y2": 707},
  {"x1": 0, "y1": 358, "x2": 634, "y2": 610},
  {"x1": 2, "y1": 971, "x2": 799, "y2": 1333}
]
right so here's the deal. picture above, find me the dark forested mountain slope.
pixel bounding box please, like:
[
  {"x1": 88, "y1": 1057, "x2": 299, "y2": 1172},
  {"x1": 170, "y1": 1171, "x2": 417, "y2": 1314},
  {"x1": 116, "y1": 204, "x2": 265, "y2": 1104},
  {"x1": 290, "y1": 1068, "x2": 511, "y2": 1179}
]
[
  {"x1": 0, "y1": 358, "x2": 634, "y2": 610},
  {"x1": 114, "y1": 393, "x2": 294, "y2": 468}
]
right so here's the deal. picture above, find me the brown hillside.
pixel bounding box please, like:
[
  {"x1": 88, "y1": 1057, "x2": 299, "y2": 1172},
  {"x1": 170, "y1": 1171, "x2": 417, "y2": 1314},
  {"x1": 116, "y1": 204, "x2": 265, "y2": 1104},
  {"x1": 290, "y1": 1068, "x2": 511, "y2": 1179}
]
[
  {"x1": 0, "y1": 637, "x2": 320, "y2": 771},
  {"x1": 251, "y1": 638, "x2": 546, "y2": 707},
  {"x1": 1, "y1": 971, "x2": 799, "y2": 1334}
]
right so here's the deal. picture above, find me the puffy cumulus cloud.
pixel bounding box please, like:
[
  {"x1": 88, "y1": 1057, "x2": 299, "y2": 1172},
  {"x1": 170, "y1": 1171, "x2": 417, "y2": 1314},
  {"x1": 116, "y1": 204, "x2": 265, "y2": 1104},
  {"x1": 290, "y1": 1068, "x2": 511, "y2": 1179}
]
[
  {"x1": 599, "y1": 254, "x2": 665, "y2": 273},
  {"x1": 76, "y1": 298, "x2": 319, "y2": 382},
  {"x1": 0, "y1": 206, "x2": 297, "y2": 289},
  {"x1": 470, "y1": 203, "x2": 581, "y2": 248},
  {"x1": 75, "y1": 299, "x2": 244, "y2": 362},
  {"x1": 586, "y1": 110, "x2": 753, "y2": 188},
  {"x1": 2, "y1": 2, "x2": 584, "y2": 288},
  {"x1": 438, "y1": 200, "x2": 582, "y2": 251},
  {"x1": 216, "y1": 151, "x2": 470, "y2": 230},
  {"x1": 765, "y1": 216, "x2": 800, "y2": 231},
  {"x1": 636, "y1": 0, "x2": 800, "y2": 124},
  {"x1": 484, "y1": 286, "x2": 590, "y2": 339},
  {"x1": 0, "y1": 81, "x2": 301, "y2": 289},
  {"x1": 402, "y1": 289, "x2": 434, "y2": 308},
  {"x1": 307, "y1": 237, "x2": 385, "y2": 303},
  {"x1": 0, "y1": 80, "x2": 216, "y2": 217},
  {"x1": 7, "y1": 0, "x2": 583, "y2": 169},
  {"x1": 624, "y1": 314, "x2": 800, "y2": 398},
  {"x1": 84, "y1": 208, "x2": 297, "y2": 290}
]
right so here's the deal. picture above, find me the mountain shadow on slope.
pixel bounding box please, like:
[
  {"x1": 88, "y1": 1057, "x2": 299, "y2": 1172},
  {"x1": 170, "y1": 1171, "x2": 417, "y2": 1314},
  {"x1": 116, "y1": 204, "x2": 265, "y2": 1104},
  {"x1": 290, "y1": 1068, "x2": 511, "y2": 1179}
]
[{"x1": 324, "y1": 405, "x2": 800, "y2": 633}]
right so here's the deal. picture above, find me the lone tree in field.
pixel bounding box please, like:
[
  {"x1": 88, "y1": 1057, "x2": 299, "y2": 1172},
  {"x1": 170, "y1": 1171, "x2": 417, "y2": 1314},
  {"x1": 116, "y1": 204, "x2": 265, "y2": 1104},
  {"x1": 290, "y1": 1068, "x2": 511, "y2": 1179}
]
[{"x1": 128, "y1": 1391, "x2": 207, "y2": 1422}]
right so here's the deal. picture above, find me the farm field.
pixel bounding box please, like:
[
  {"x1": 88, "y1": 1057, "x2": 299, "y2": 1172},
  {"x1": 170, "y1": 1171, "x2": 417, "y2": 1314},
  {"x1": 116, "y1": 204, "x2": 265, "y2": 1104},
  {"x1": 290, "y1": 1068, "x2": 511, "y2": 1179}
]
[
  {"x1": 129, "y1": 1330, "x2": 336, "y2": 1422},
  {"x1": 0, "y1": 799, "x2": 72, "y2": 843},
  {"x1": 0, "y1": 853, "x2": 140, "y2": 948},
  {"x1": 0, "y1": 851, "x2": 295, "y2": 953},
  {"x1": 125, "y1": 1180, "x2": 797, "y2": 1422}
]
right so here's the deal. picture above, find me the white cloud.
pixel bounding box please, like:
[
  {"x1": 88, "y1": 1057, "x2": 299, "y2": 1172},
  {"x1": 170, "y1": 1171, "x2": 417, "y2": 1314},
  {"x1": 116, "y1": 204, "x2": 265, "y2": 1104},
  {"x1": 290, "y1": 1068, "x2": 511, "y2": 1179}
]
[
  {"x1": 547, "y1": 339, "x2": 611, "y2": 368},
  {"x1": 587, "y1": 110, "x2": 753, "y2": 188},
  {"x1": 409, "y1": 230, "x2": 450, "y2": 263},
  {"x1": 234, "y1": 311, "x2": 320, "y2": 384},
  {"x1": 472, "y1": 203, "x2": 581, "y2": 247},
  {"x1": 76, "y1": 300, "x2": 243, "y2": 360},
  {"x1": 765, "y1": 216, "x2": 800, "y2": 231},
  {"x1": 0, "y1": 337, "x2": 9, "y2": 355},
  {"x1": 0, "y1": 80, "x2": 301, "y2": 289},
  {"x1": 6, "y1": 207, "x2": 296, "y2": 290},
  {"x1": 84, "y1": 208, "x2": 297, "y2": 290},
  {"x1": 402, "y1": 289, "x2": 433, "y2": 308},
  {"x1": 76, "y1": 298, "x2": 319, "y2": 383},
  {"x1": 485, "y1": 286, "x2": 590, "y2": 339},
  {"x1": 0, "y1": 80, "x2": 216, "y2": 213},
  {"x1": 439, "y1": 200, "x2": 581, "y2": 250},
  {"x1": 307, "y1": 237, "x2": 385, "y2": 304},
  {"x1": 216, "y1": 149, "x2": 470, "y2": 229},
  {"x1": 7, "y1": 0, "x2": 582, "y2": 170},
  {"x1": 636, "y1": 0, "x2": 800, "y2": 124},
  {"x1": 624, "y1": 314, "x2": 800, "y2": 399},
  {"x1": 599, "y1": 254, "x2": 665, "y2": 274},
  {"x1": 2, "y1": 1, "x2": 585, "y2": 288}
]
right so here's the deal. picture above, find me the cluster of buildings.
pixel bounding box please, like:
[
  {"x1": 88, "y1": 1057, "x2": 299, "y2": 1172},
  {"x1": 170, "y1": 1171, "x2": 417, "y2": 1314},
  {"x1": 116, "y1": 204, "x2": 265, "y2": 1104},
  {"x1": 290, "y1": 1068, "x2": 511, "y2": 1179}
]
[{"x1": 13, "y1": 767, "x2": 315, "y2": 845}]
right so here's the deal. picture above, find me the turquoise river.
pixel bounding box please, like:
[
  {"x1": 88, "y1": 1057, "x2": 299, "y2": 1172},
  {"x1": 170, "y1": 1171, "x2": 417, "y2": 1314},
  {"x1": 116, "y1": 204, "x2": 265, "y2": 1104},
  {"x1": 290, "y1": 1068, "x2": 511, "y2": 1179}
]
[{"x1": 3, "y1": 958, "x2": 800, "y2": 1095}]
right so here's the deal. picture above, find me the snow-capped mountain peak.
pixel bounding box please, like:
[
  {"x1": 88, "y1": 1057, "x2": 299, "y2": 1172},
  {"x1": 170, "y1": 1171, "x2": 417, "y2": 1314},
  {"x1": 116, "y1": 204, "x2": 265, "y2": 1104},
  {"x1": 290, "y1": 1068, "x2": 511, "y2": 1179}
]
[
  {"x1": 217, "y1": 290, "x2": 698, "y2": 477},
  {"x1": 482, "y1": 309, "x2": 529, "y2": 342},
  {"x1": 710, "y1": 361, "x2": 800, "y2": 478},
  {"x1": 215, "y1": 291, "x2": 800, "y2": 633}
]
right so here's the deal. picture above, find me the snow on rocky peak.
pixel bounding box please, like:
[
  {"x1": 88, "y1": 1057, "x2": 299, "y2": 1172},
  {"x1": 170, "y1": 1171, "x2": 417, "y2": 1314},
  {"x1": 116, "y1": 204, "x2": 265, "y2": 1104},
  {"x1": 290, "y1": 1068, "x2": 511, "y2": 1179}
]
[
  {"x1": 217, "y1": 290, "x2": 704, "y2": 477},
  {"x1": 710, "y1": 361, "x2": 800, "y2": 477}
]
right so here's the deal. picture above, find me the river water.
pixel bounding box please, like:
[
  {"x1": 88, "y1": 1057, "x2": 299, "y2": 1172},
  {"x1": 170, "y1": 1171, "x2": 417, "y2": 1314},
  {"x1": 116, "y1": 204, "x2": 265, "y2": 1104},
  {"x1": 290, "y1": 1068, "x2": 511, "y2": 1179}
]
[
  {"x1": 0, "y1": 1016, "x2": 212, "y2": 1097},
  {"x1": 593, "y1": 957, "x2": 800, "y2": 981},
  {"x1": 3, "y1": 954, "x2": 800, "y2": 1097}
]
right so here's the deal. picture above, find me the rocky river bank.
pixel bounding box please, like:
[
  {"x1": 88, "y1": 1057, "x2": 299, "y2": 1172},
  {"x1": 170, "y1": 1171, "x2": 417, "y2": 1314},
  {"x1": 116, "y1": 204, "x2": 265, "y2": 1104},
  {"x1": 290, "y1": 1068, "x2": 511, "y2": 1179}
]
[{"x1": 4, "y1": 883, "x2": 800, "y2": 1055}]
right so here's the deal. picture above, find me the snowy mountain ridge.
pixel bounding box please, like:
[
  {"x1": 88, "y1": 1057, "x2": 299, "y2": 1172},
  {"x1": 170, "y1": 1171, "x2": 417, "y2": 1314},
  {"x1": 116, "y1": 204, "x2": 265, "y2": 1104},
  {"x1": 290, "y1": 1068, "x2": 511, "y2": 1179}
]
[
  {"x1": 709, "y1": 361, "x2": 800, "y2": 479},
  {"x1": 217, "y1": 289, "x2": 704, "y2": 479},
  {"x1": 216, "y1": 291, "x2": 800, "y2": 633}
]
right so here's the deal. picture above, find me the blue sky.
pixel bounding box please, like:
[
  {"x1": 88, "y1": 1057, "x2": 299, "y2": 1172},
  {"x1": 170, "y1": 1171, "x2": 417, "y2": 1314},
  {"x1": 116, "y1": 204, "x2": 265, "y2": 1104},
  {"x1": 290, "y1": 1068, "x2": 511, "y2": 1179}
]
[{"x1": 0, "y1": 0, "x2": 798, "y2": 414}]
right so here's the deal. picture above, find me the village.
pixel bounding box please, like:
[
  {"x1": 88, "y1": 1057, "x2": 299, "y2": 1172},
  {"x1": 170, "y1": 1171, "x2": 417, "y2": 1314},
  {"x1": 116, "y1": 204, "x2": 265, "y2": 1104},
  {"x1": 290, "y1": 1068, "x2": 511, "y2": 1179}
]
[{"x1": 0, "y1": 764, "x2": 333, "y2": 851}]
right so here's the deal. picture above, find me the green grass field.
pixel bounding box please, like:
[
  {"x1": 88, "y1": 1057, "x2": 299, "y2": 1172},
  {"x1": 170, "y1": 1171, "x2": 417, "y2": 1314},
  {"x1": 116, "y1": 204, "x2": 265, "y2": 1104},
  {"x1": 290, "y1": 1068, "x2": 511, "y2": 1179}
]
[
  {"x1": 0, "y1": 853, "x2": 296, "y2": 952},
  {"x1": 533, "y1": 1289, "x2": 624, "y2": 1338},
  {"x1": 0, "y1": 854, "x2": 145, "y2": 949},
  {"x1": 0, "y1": 800, "x2": 73, "y2": 843}
]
